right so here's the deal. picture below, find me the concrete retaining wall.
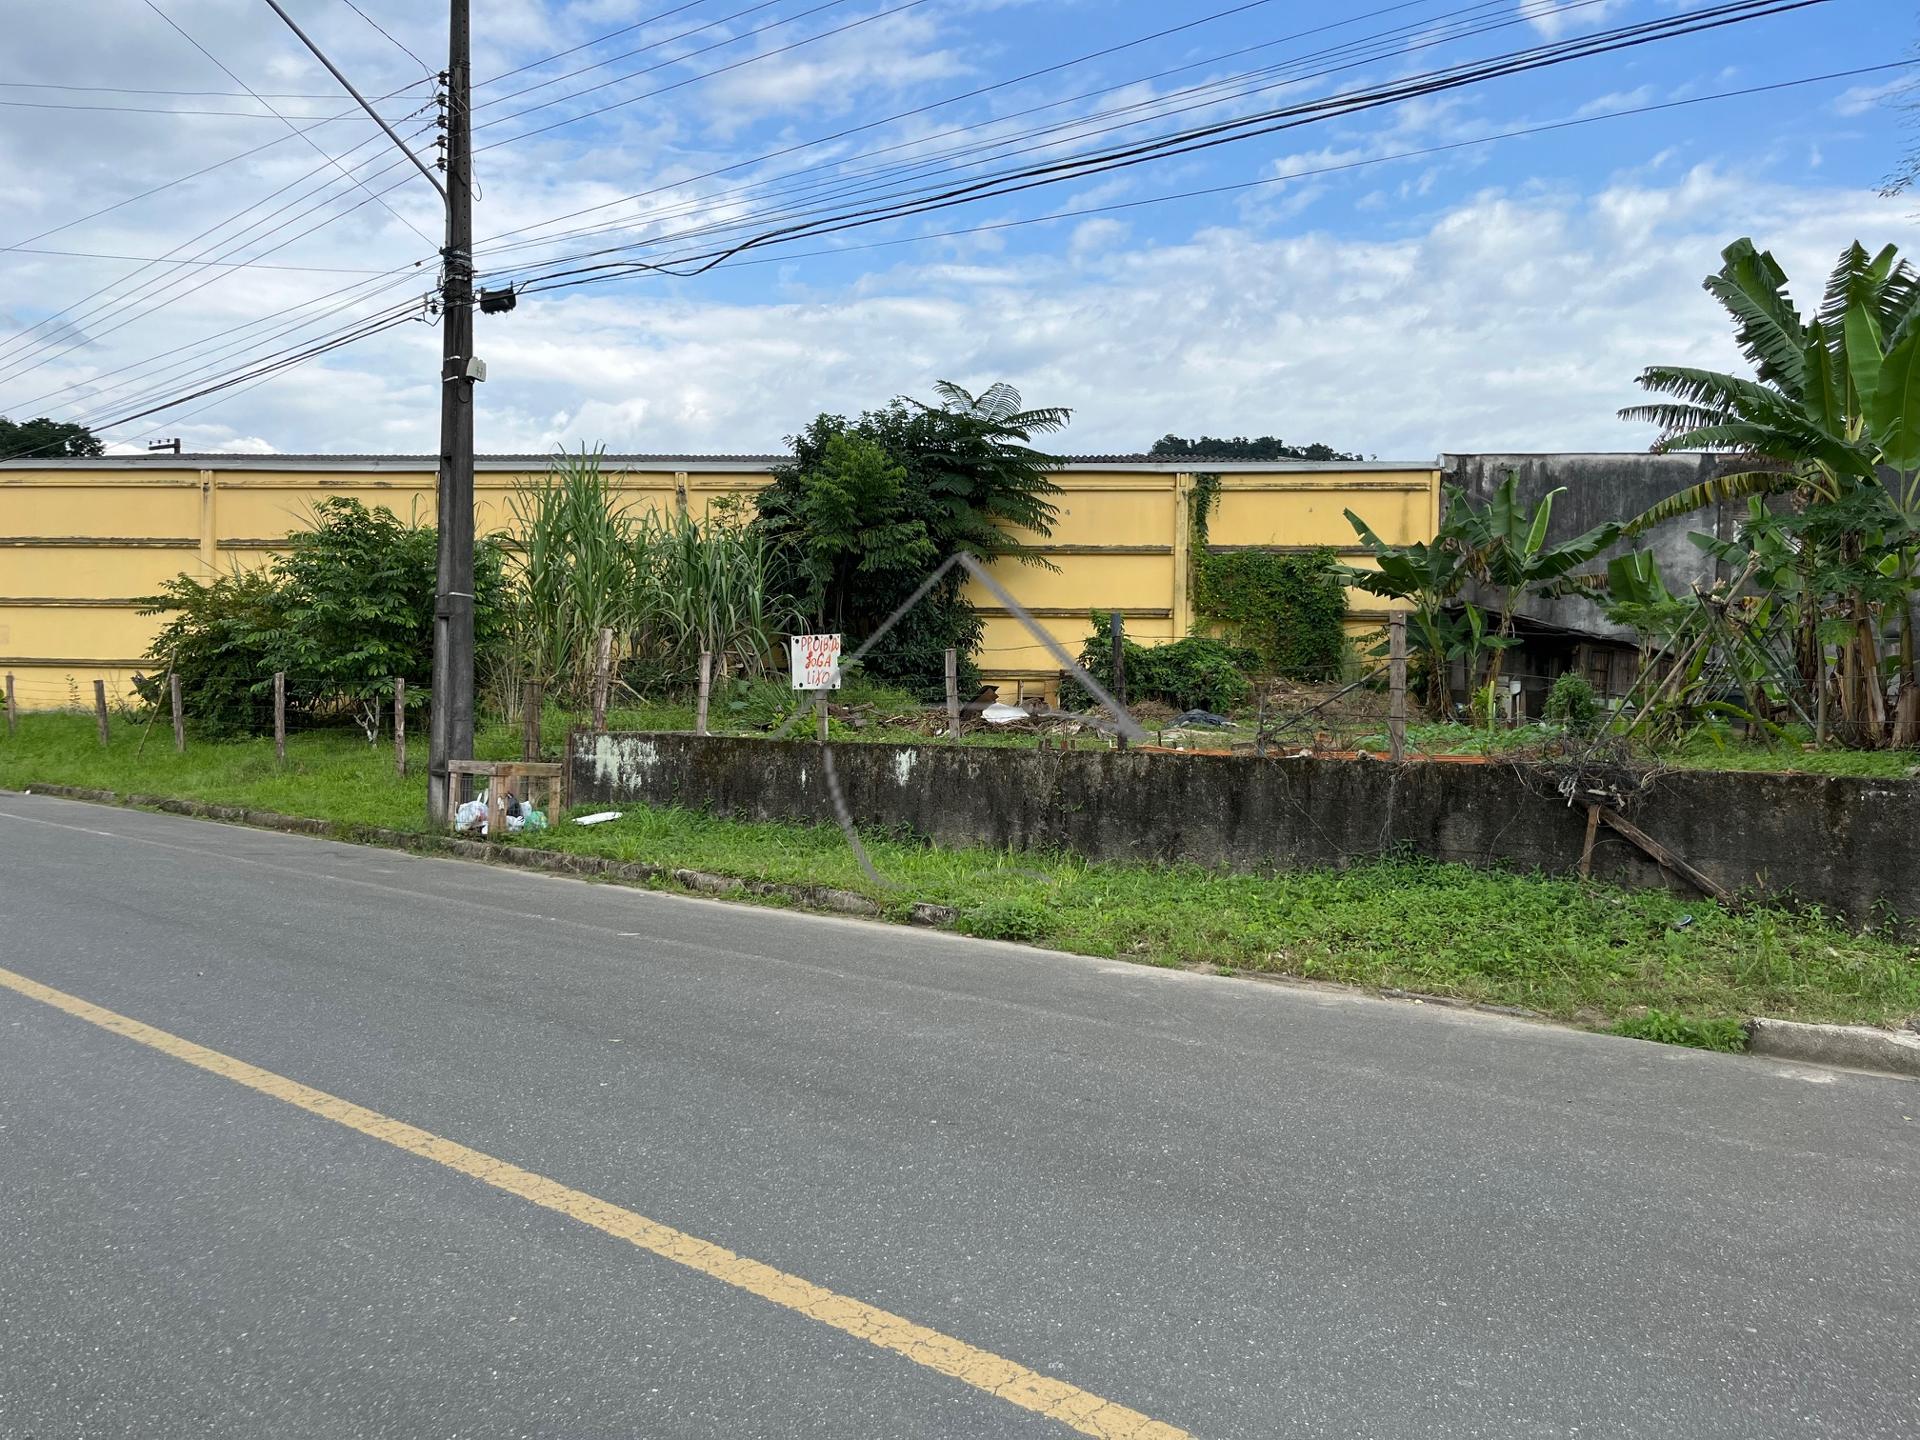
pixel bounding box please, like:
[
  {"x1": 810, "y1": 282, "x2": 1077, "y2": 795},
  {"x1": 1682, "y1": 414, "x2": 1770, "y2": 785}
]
[{"x1": 569, "y1": 733, "x2": 1920, "y2": 919}]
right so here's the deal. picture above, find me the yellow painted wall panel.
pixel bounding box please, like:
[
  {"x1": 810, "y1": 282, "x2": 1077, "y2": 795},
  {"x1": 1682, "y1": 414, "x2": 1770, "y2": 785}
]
[
  {"x1": 964, "y1": 551, "x2": 1171, "y2": 611},
  {"x1": 2, "y1": 548, "x2": 202, "y2": 598},
  {"x1": 0, "y1": 461, "x2": 1439, "y2": 690},
  {"x1": 0, "y1": 484, "x2": 198, "y2": 539},
  {"x1": 0, "y1": 605, "x2": 158, "y2": 660},
  {"x1": 1211, "y1": 487, "x2": 1429, "y2": 548},
  {"x1": 1042, "y1": 488, "x2": 1174, "y2": 546}
]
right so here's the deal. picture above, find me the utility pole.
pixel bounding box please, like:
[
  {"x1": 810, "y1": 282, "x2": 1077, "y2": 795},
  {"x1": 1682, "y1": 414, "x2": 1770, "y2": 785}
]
[
  {"x1": 261, "y1": 0, "x2": 475, "y2": 829},
  {"x1": 426, "y1": 0, "x2": 475, "y2": 828}
]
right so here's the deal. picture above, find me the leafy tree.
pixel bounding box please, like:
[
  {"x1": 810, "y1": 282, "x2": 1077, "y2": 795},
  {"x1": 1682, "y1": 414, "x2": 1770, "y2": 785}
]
[
  {"x1": 1149, "y1": 434, "x2": 1363, "y2": 462},
  {"x1": 141, "y1": 499, "x2": 508, "y2": 739},
  {"x1": 0, "y1": 415, "x2": 104, "y2": 459},
  {"x1": 1620, "y1": 237, "x2": 1920, "y2": 743},
  {"x1": 756, "y1": 381, "x2": 1066, "y2": 698}
]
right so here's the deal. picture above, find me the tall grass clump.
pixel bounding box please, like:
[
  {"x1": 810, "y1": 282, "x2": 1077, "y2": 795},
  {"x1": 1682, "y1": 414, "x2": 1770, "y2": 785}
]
[
  {"x1": 497, "y1": 447, "x2": 641, "y2": 707},
  {"x1": 631, "y1": 499, "x2": 795, "y2": 691}
]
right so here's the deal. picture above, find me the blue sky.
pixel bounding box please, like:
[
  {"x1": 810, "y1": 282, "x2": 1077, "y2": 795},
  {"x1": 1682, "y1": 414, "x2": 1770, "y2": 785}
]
[{"x1": 2, "y1": 0, "x2": 1915, "y2": 458}]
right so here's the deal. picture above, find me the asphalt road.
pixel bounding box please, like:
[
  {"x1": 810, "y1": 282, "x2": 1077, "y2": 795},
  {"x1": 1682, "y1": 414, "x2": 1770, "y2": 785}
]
[{"x1": 0, "y1": 791, "x2": 1916, "y2": 1440}]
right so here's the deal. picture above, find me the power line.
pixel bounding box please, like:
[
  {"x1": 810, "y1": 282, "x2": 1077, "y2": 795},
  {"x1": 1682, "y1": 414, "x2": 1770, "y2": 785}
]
[
  {"x1": 0, "y1": 140, "x2": 438, "y2": 386},
  {"x1": 493, "y1": 0, "x2": 1776, "y2": 285},
  {"x1": 473, "y1": 0, "x2": 808, "y2": 114},
  {"x1": 473, "y1": 0, "x2": 934, "y2": 153},
  {"x1": 337, "y1": 0, "x2": 435, "y2": 79},
  {"x1": 0, "y1": 115, "x2": 438, "y2": 378},
  {"x1": 1, "y1": 245, "x2": 394, "y2": 273},
  {"x1": 0, "y1": 79, "x2": 431, "y2": 99},
  {"x1": 471, "y1": 0, "x2": 1561, "y2": 273},
  {"x1": 505, "y1": 0, "x2": 1828, "y2": 290},
  {"x1": 554, "y1": 61, "x2": 1909, "y2": 286},
  {"x1": 469, "y1": 0, "x2": 714, "y2": 91},
  {"x1": 139, "y1": 0, "x2": 437, "y2": 247},
  {"x1": 0, "y1": 96, "x2": 419, "y2": 119},
  {"x1": 468, "y1": 0, "x2": 1308, "y2": 252}
]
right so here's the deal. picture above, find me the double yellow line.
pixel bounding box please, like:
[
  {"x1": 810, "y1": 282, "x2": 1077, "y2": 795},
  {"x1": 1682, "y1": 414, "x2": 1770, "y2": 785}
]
[{"x1": 0, "y1": 964, "x2": 1188, "y2": 1440}]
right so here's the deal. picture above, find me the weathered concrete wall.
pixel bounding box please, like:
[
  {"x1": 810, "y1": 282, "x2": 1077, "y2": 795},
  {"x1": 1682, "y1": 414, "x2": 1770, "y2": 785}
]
[
  {"x1": 570, "y1": 732, "x2": 1920, "y2": 919},
  {"x1": 1444, "y1": 452, "x2": 1740, "y2": 639}
]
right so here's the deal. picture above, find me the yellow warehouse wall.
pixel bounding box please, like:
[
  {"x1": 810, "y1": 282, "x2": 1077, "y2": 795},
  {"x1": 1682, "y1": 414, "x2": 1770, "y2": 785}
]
[{"x1": 1, "y1": 457, "x2": 1436, "y2": 708}]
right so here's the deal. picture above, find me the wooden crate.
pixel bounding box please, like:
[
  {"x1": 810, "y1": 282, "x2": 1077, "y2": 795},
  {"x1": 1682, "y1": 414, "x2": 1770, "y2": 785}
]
[{"x1": 447, "y1": 759, "x2": 564, "y2": 836}]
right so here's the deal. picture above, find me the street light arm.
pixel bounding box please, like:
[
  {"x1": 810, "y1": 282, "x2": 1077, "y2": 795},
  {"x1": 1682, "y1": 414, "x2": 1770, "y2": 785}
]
[{"x1": 260, "y1": 0, "x2": 448, "y2": 204}]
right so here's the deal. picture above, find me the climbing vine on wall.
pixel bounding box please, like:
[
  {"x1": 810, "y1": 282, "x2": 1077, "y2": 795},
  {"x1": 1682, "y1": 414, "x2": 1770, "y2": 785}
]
[{"x1": 1186, "y1": 472, "x2": 1349, "y2": 680}]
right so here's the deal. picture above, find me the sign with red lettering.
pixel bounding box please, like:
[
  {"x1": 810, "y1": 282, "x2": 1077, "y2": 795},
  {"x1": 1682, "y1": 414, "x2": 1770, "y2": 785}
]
[{"x1": 788, "y1": 633, "x2": 843, "y2": 691}]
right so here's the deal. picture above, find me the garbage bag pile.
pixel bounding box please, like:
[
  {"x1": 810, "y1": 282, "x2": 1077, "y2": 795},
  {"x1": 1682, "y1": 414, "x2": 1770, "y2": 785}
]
[{"x1": 453, "y1": 791, "x2": 549, "y2": 837}]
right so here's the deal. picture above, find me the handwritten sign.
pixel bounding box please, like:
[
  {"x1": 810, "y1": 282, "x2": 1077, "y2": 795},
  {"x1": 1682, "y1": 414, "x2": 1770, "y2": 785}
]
[{"x1": 788, "y1": 633, "x2": 843, "y2": 691}]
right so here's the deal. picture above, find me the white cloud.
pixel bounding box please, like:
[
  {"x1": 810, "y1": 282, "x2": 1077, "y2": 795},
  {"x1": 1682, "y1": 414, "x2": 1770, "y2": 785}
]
[
  {"x1": 1833, "y1": 76, "x2": 1916, "y2": 118},
  {"x1": 104, "y1": 161, "x2": 1893, "y2": 463},
  {"x1": 1518, "y1": 0, "x2": 1629, "y2": 39}
]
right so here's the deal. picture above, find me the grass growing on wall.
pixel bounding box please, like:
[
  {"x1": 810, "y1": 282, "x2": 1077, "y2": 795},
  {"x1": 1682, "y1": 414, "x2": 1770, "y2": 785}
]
[{"x1": 5, "y1": 714, "x2": 1917, "y2": 1044}]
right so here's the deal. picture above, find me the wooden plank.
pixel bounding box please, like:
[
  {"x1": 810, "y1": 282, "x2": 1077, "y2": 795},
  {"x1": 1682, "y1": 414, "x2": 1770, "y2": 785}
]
[
  {"x1": 273, "y1": 671, "x2": 285, "y2": 763},
  {"x1": 592, "y1": 628, "x2": 613, "y2": 732},
  {"x1": 4, "y1": 672, "x2": 14, "y2": 736},
  {"x1": 522, "y1": 681, "x2": 543, "y2": 761},
  {"x1": 393, "y1": 678, "x2": 406, "y2": 776},
  {"x1": 696, "y1": 651, "x2": 711, "y2": 737},
  {"x1": 944, "y1": 648, "x2": 959, "y2": 744},
  {"x1": 1597, "y1": 808, "x2": 1732, "y2": 904},
  {"x1": 1388, "y1": 612, "x2": 1407, "y2": 763},
  {"x1": 93, "y1": 680, "x2": 109, "y2": 747},
  {"x1": 171, "y1": 672, "x2": 184, "y2": 754},
  {"x1": 1578, "y1": 803, "x2": 1600, "y2": 879}
]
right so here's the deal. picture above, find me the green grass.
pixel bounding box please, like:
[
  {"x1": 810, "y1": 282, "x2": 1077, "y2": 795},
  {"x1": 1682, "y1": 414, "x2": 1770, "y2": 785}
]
[{"x1": 6, "y1": 713, "x2": 1916, "y2": 1046}]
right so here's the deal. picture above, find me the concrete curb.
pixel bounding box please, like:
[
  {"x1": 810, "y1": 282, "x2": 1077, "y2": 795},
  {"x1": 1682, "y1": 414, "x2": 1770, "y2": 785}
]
[
  {"x1": 16, "y1": 783, "x2": 1919, "y2": 1079},
  {"x1": 20, "y1": 783, "x2": 924, "y2": 926},
  {"x1": 1746, "y1": 1017, "x2": 1920, "y2": 1079}
]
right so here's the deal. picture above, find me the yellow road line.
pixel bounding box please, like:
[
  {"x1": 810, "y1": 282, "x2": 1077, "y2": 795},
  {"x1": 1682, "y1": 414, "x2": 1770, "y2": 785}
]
[{"x1": 0, "y1": 964, "x2": 1188, "y2": 1440}]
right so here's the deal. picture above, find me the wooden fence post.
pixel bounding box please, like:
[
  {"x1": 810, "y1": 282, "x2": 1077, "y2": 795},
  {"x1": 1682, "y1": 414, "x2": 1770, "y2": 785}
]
[
  {"x1": 696, "y1": 651, "x2": 712, "y2": 736},
  {"x1": 522, "y1": 681, "x2": 544, "y2": 761},
  {"x1": 4, "y1": 673, "x2": 14, "y2": 737},
  {"x1": 394, "y1": 678, "x2": 407, "y2": 776},
  {"x1": 1389, "y1": 611, "x2": 1407, "y2": 763},
  {"x1": 944, "y1": 647, "x2": 960, "y2": 743},
  {"x1": 815, "y1": 688, "x2": 829, "y2": 743},
  {"x1": 93, "y1": 680, "x2": 110, "y2": 747},
  {"x1": 592, "y1": 628, "x2": 613, "y2": 732},
  {"x1": 273, "y1": 672, "x2": 286, "y2": 762},
  {"x1": 1110, "y1": 611, "x2": 1128, "y2": 752},
  {"x1": 171, "y1": 673, "x2": 185, "y2": 754}
]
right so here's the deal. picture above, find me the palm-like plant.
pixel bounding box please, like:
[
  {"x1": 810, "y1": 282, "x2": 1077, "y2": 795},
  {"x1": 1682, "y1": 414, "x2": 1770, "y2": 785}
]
[{"x1": 1620, "y1": 238, "x2": 1920, "y2": 743}]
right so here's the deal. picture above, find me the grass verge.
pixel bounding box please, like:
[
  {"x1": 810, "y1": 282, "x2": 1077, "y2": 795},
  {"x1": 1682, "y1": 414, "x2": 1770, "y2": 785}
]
[{"x1": 5, "y1": 714, "x2": 1916, "y2": 1045}]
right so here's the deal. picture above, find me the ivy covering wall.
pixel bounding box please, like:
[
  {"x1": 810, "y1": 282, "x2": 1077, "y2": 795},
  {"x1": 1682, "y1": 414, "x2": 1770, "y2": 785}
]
[{"x1": 1186, "y1": 473, "x2": 1349, "y2": 679}]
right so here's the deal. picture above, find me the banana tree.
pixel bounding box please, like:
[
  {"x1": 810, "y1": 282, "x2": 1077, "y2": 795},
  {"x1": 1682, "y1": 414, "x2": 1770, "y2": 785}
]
[
  {"x1": 1344, "y1": 477, "x2": 1613, "y2": 717},
  {"x1": 1620, "y1": 237, "x2": 1920, "y2": 743},
  {"x1": 1342, "y1": 493, "x2": 1476, "y2": 714},
  {"x1": 1463, "y1": 473, "x2": 1620, "y2": 697}
]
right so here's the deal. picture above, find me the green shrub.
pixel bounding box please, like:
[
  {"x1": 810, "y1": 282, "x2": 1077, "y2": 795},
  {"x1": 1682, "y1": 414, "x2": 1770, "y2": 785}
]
[
  {"x1": 1060, "y1": 614, "x2": 1254, "y2": 713},
  {"x1": 1607, "y1": 1011, "x2": 1748, "y2": 1052},
  {"x1": 1545, "y1": 672, "x2": 1601, "y2": 733},
  {"x1": 141, "y1": 498, "x2": 508, "y2": 738}
]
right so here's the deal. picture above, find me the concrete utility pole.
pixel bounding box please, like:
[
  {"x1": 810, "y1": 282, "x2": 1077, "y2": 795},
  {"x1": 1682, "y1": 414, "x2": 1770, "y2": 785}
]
[
  {"x1": 427, "y1": 0, "x2": 475, "y2": 829},
  {"x1": 263, "y1": 0, "x2": 476, "y2": 828}
]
